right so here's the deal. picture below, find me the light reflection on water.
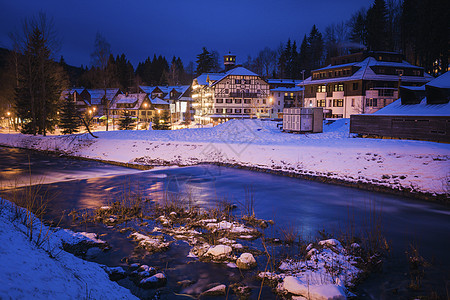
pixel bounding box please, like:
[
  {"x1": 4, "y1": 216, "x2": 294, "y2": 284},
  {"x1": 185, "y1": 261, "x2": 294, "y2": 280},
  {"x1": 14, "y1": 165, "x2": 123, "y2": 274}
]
[{"x1": 1, "y1": 146, "x2": 450, "y2": 298}]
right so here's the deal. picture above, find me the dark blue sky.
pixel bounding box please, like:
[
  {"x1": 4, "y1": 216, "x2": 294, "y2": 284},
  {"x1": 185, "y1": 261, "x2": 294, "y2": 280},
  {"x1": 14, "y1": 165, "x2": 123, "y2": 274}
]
[{"x1": 1, "y1": 0, "x2": 373, "y2": 68}]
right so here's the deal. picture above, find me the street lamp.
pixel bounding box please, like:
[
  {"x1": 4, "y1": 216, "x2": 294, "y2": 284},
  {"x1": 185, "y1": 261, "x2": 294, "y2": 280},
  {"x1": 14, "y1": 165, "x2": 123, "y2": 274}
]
[
  {"x1": 269, "y1": 97, "x2": 274, "y2": 119},
  {"x1": 7, "y1": 111, "x2": 11, "y2": 133},
  {"x1": 143, "y1": 102, "x2": 148, "y2": 129}
]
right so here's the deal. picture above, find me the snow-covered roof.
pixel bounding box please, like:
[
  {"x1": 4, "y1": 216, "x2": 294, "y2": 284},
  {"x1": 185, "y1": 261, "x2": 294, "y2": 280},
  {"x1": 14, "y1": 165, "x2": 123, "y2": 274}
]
[
  {"x1": 373, "y1": 98, "x2": 450, "y2": 116},
  {"x1": 110, "y1": 93, "x2": 147, "y2": 109},
  {"x1": 194, "y1": 73, "x2": 224, "y2": 86},
  {"x1": 139, "y1": 86, "x2": 158, "y2": 94},
  {"x1": 150, "y1": 97, "x2": 169, "y2": 105},
  {"x1": 87, "y1": 88, "x2": 120, "y2": 104},
  {"x1": 140, "y1": 85, "x2": 190, "y2": 99},
  {"x1": 301, "y1": 57, "x2": 433, "y2": 85},
  {"x1": 271, "y1": 87, "x2": 303, "y2": 92},
  {"x1": 69, "y1": 88, "x2": 85, "y2": 95},
  {"x1": 209, "y1": 67, "x2": 262, "y2": 87},
  {"x1": 426, "y1": 71, "x2": 450, "y2": 89}
]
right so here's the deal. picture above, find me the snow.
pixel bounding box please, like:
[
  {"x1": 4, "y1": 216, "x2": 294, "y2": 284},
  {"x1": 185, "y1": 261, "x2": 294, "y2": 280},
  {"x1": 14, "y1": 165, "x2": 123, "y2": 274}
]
[
  {"x1": 283, "y1": 276, "x2": 346, "y2": 300},
  {"x1": 426, "y1": 71, "x2": 450, "y2": 89},
  {"x1": 260, "y1": 238, "x2": 360, "y2": 299},
  {"x1": 301, "y1": 57, "x2": 431, "y2": 85},
  {"x1": 236, "y1": 253, "x2": 256, "y2": 268},
  {"x1": 149, "y1": 97, "x2": 169, "y2": 105},
  {"x1": 0, "y1": 198, "x2": 136, "y2": 299},
  {"x1": 0, "y1": 118, "x2": 448, "y2": 197},
  {"x1": 205, "y1": 245, "x2": 232, "y2": 257},
  {"x1": 373, "y1": 98, "x2": 450, "y2": 116}
]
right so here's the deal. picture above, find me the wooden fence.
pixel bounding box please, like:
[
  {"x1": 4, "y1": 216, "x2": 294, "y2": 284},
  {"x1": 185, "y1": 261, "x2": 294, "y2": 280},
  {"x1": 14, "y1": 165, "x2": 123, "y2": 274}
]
[{"x1": 350, "y1": 115, "x2": 450, "y2": 143}]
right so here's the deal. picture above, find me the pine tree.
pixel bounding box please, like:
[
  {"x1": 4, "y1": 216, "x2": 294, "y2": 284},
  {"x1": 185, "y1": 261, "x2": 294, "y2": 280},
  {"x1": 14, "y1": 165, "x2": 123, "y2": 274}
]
[
  {"x1": 152, "y1": 110, "x2": 170, "y2": 130},
  {"x1": 196, "y1": 47, "x2": 215, "y2": 76},
  {"x1": 348, "y1": 8, "x2": 367, "y2": 51},
  {"x1": 59, "y1": 93, "x2": 80, "y2": 134},
  {"x1": 366, "y1": 0, "x2": 388, "y2": 51},
  {"x1": 12, "y1": 14, "x2": 64, "y2": 135},
  {"x1": 119, "y1": 111, "x2": 135, "y2": 130},
  {"x1": 307, "y1": 25, "x2": 324, "y2": 70}
]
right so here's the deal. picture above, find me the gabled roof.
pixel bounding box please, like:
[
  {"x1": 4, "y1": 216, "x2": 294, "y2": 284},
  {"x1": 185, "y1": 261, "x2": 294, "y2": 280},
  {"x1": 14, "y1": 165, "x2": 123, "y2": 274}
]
[
  {"x1": 139, "y1": 86, "x2": 158, "y2": 94},
  {"x1": 110, "y1": 93, "x2": 147, "y2": 110},
  {"x1": 69, "y1": 88, "x2": 85, "y2": 95},
  {"x1": 86, "y1": 88, "x2": 121, "y2": 104},
  {"x1": 194, "y1": 73, "x2": 224, "y2": 86},
  {"x1": 140, "y1": 85, "x2": 190, "y2": 100},
  {"x1": 426, "y1": 71, "x2": 450, "y2": 89},
  {"x1": 301, "y1": 57, "x2": 433, "y2": 85},
  {"x1": 209, "y1": 67, "x2": 262, "y2": 87},
  {"x1": 150, "y1": 97, "x2": 169, "y2": 105}
]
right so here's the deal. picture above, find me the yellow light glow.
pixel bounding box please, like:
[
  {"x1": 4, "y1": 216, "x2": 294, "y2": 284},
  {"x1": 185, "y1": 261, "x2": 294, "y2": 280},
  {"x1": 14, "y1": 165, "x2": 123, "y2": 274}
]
[{"x1": 7, "y1": 112, "x2": 10, "y2": 116}]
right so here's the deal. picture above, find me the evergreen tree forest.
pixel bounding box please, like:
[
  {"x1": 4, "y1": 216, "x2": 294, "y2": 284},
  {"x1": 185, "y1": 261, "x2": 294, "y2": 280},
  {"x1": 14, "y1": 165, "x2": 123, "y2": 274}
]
[
  {"x1": 246, "y1": 0, "x2": 448, "y2": 78},
  {"x1": 0, "y1": 0, "x2": 447, "y2": 134}
]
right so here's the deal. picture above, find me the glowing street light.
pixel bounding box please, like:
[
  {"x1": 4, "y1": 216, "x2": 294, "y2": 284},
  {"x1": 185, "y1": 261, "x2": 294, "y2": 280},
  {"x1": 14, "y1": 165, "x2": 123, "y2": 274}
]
[{"x1": 7, "y1": 111, "x2": 11, "y2": 133}]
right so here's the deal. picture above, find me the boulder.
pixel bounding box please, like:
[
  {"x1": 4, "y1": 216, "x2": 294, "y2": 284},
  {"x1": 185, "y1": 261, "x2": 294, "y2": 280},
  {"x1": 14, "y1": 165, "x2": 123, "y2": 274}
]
[
  {"x1": 201, "y1": 284, "x2": 226, "y2": 296},
  {"x1": 206, "y1": 245, "x2": 232, "y2": 258},
  {"x1": 236, "y1": 253, "x2": 257, "y2": 269},
  {"x1": 139, "y1": 272, "x2": 167, "y2": 289}
]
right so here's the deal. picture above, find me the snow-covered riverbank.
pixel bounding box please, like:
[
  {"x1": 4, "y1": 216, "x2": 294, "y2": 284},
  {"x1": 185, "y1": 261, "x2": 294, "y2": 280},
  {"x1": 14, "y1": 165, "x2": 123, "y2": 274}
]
[
  {"x1": 0, "y1": 119, "x2": 448, "y2": 200},
  {"x1": 0, "y1": 198, "x2": 137, "y2": 299}
]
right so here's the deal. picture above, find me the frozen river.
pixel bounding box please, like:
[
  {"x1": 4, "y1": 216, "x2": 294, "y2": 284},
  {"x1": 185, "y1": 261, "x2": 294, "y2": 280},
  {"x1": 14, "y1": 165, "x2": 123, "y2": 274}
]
[{"x1": 0, "y1": 146, "x2": 449, "y2": 299}]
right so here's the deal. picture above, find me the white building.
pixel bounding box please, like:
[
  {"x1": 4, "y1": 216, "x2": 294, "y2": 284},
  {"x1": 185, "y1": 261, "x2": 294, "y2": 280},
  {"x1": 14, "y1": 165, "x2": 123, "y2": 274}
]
[
  {"x1": 301, "y1": 51, "x2": 433, "y2": 118},
  {"x1": 192, "y1": 54, "x2": 271, "y2": 124}
]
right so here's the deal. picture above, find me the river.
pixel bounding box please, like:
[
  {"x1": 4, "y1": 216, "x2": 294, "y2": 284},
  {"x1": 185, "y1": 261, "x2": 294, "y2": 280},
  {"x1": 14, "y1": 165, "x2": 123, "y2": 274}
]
[{"x1": 0, "y1": 146, "x2": 449, "y2": 299}]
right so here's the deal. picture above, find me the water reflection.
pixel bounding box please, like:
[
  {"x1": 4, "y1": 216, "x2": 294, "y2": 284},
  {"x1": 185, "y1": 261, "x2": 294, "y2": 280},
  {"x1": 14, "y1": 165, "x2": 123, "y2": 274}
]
[{"x1": 1, "y1": 147, "x2": 449, "y2": 298}]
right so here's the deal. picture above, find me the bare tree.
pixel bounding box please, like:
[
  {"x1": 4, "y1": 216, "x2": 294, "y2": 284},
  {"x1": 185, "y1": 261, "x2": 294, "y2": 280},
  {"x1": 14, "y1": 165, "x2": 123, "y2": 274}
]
[{"x1": 253, "y1": 47, "x2": 277, "y2": 78}]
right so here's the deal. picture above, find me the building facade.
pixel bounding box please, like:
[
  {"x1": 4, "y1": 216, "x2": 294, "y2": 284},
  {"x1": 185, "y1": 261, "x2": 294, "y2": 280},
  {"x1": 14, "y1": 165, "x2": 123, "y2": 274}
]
[
  {"x1": 301, "y1": 51, "x2": 433, "y2": 118},
  {"x1": 192, "y1": 55, "x2": 270, "y2": 124},
  {"x1": 267, "y1": 79, "x2": 304, "y2": 119},
  {"x1": 140, "y1": 85, "x2": 192, "y2": 124}
]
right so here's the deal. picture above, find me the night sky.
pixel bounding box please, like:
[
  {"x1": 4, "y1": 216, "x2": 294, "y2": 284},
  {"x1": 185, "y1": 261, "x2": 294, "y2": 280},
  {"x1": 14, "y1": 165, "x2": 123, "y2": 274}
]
[{"x1": 1, "y1": 0, "x2": 373, "y2": 68}]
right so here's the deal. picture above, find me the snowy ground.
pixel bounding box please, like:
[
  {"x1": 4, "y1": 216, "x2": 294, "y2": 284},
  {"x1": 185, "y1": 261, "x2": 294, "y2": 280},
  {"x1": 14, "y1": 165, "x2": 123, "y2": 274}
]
[
  {"x1": 0, "y1": 119, "x2": 449, "y2": 198},
  {"x1": 0, "y1": 198, "x2": 137, "y2": 299}
]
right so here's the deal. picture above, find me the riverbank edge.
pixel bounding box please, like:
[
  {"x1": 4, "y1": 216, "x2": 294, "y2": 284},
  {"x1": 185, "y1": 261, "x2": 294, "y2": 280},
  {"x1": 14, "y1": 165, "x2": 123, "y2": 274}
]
[{"x1": 2, "y1": 144, "x2": 448, "y2": 205}]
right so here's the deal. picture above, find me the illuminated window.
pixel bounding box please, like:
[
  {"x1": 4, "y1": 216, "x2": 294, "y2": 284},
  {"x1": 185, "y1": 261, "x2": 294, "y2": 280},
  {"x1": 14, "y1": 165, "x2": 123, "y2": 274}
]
[
  {"x1": 317, "y1": 85, "x2": 326, "y2": 93},
  {"x1": 317, "y1": 99, "x2": 326, "y2": 107},
  {"x1": 333, "y1": 99, "x2": 344, "y2": 107},
  {"x1": 334, "y1": 84, "x2": 344, "y2": 92}
]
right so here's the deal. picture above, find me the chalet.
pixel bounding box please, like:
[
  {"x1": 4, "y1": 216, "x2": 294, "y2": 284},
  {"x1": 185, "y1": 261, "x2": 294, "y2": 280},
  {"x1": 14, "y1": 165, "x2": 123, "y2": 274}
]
[
  {"x1": 301, "y1": 51, "x2": 433, "y2": 118},
  {"x1": 109, "y1": 93, "x2": 169, "y2": 127},
  {"x1": 139, "y1": 85, "x2": 192, "y2": 123},
  {"x1": 267, "y1": 79, "x2": 304, "y2": 118},
  {"x1": 350, "y1": 71, "x2": 450, "y2": 143},
  {"x1": 79, "y1": 88, "x2": 122, "y2": 118},
  {"x1": 192, "y1": 54, "x2": 270, "y2": 124}
]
